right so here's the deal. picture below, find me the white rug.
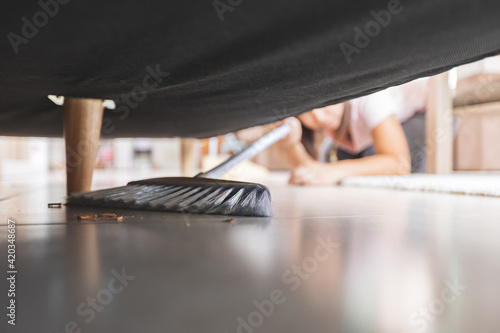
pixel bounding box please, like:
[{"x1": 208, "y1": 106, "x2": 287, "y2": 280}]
[{"x1": 342, "y1": 173, "x2": 500, "y2": 197}]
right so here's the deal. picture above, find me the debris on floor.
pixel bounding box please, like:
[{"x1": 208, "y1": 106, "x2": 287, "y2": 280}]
[
  {"x1": 77, "y1": 214, "x2": 98, "y2": 220},
  {"x1": 100, "y1": 213, "x2": 118, "y2": 219},
  {"x1": 48, "y1": 203, "x2": 62, "y2": 208},
  {"x1": 76, "y1": 213, "x2": 130, "y2": 222}
]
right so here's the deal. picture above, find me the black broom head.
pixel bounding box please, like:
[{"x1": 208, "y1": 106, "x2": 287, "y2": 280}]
[{"x1": 66, "y1": 177, "x2": 272, "y2": 217}]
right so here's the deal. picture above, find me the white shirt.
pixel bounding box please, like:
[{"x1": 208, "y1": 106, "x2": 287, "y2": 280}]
[{"x1": 339, "y1": 78, "x2": 429, "y2": 154}]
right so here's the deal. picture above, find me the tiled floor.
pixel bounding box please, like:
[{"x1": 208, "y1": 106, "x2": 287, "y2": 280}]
[{"x1": 1, "y1": 171, "x2": 500, "y2": 333}]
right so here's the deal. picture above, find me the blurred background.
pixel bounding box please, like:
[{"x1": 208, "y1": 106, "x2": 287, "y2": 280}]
[{"x1": 1, "y1": 55, "x2": 500, "y2": 183}]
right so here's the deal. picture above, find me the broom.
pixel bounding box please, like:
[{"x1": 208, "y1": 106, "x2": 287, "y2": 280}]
[{"x1": 66, "y1": 124, "x2": 291, "y2": 217}]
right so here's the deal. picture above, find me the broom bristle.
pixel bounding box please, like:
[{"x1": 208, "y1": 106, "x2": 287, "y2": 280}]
[{"x1": 66, "y1": 177, "x2": 272, "y2": 217}]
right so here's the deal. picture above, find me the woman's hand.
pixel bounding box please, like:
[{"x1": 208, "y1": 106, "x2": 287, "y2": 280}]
[
  {"x1": 289, "y1": 161, "x2": 346, "y2": 186},
  {"x1": 277, "y1": 117, "x2": 302, "y2": 147},
  {"x1": 273, "y1": 117, "x2": 315, "y2": 169}
]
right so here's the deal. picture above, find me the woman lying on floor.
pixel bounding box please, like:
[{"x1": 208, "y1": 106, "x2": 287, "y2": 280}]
[{"x1": 276, "y1": 78, "x2": 428, "y2": 185}]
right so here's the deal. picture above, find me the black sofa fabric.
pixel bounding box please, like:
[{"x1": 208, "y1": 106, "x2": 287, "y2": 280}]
[{"x1": 1, "y1": 0, "x2": 499, "y2": 138}]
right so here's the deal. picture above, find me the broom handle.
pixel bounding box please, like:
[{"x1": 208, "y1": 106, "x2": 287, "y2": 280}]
[{"x1": 197, "y1": 123, "x2": 291, "y2": 179}]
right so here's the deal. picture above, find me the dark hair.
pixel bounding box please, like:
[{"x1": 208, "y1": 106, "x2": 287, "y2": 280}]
[{"x1": 299, "y1": 102, "x2": 350, "y2": 160}]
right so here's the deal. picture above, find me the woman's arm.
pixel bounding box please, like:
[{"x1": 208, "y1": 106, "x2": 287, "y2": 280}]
[
  {"x1": 290, "y1": 115, "x2": 411, "y2": 185},
  {"x1": 275, "y1": 117, "x2": 313, "y2": 169}
]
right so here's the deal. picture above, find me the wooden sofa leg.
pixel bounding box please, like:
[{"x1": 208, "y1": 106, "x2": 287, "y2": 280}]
[
  {"x1": 426, "y1": 72, "x2": 453, "y2": 174},
  {"x1": 180, "y1": 138, "x2": 200, "y2": 176},
  {"x1": 63, "y1": 98, "x2": 104, "y2": 195}
]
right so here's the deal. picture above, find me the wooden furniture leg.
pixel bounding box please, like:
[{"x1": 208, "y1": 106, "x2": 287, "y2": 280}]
[
  {"x1": 426, "y1": 72, "x2": 453, "y2": 174},
  {"x1": 63, "y1": 98, "x2": 104, "y2": 195},
  {"x1": 180, "y1": 138, "x2": 200, "y2": 176}
]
